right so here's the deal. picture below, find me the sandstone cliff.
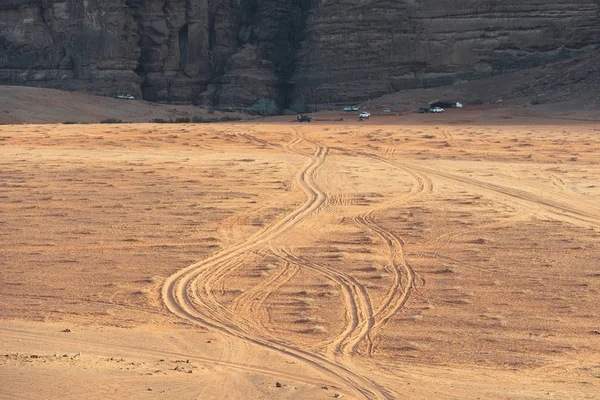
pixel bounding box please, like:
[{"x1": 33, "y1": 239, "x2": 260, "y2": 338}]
[{"x1": 1, "y1": 0, "x2": 598, "y2": 107}]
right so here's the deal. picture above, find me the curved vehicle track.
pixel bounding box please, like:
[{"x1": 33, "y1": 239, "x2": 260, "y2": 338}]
[
  {"x1": 230, "y1": 258, "x2": 302, "y2": 332},
  {"x1": 353, "y1": 213, "x2": 416, "y2": 356},
  {"x1": 272, "y1": 248, "x2": 376, "y2": 358},
  {"x1": 345, "y1": 151, "x2": 432, "y2": 355},
  {"x1": 361, "y1": 152, "x2": 599, "y2": 227},
  {"x1": 161, "y1": 130, "x2": 392, "y2": 399}
]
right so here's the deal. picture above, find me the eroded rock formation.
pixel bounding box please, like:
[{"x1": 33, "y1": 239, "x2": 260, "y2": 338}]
[{"x1": 1, "y1": 0, "x2": 598, "y2": 107}]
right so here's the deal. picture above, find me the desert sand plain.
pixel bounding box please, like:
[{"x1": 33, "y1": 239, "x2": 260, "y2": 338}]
[{"x1": 1, "y1": 106, "x2": 600, "y2": 399}]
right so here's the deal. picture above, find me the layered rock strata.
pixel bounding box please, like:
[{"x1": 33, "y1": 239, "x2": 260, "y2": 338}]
[{"x1": 1, "y1": 0, "x2": 598, "y2": 107}]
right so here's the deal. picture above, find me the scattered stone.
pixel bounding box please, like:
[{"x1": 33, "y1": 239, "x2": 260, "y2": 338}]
[
  {"x1": 147, "y1": 388, "x2": 153, "y2": 391},
  {"x1": 61, "y1": 328, "x2": 71, "y2": 333},
  {"x1": 187, "y1": 370, "x2": 193, "y2": 374},
  {"x1": 334, "y1": 394, "x2": 342, "y2": 398},
  {"x1": 275, "y1": 382, "x2": 282, "y2": 388},
  {"x1": 322, "y1": 386, "x2": 329, "y2": 390},
  {"x1": 590, "y1": 330, "x2": 600, "y2": 335},
  {"x1": 207, "y1": 340, "x2": 212, "y2": 343}
]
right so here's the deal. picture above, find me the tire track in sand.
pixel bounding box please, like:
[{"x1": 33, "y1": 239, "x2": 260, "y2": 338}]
[
  {"x1": 361, "y1": 152, "x2": 599, "y2": 226},
  {"x1": 230, "y1": 258, "x2": 301, "y2": 333},
  {"x1": 346, "y1": 154, "x2": 431, "y2": 355},
  {"x1": 275, "y1": 146, "x2": 431, "y2": 358},
  {"x1": 0, "y1": 327, "x2": 333, "y2": 389},
  {"x1": 161, "y1": 130, "x2": 392, "y2": 400},
  {"x1": 354, "y1": 213, "x2": 416, "y2": 356},
  {"x1": 271, "y1": 248, "x2": 376, "y2": 358}
]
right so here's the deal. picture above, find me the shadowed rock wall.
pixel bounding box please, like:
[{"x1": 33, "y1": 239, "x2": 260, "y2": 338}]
[{"x1": 1, "y1": 0, "x2": 598, "y2": 107}]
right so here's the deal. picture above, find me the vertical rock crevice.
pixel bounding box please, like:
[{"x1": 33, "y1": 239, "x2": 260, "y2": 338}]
[{"x1": 178, "y1": 23, "x2": 189, "y2": 72}]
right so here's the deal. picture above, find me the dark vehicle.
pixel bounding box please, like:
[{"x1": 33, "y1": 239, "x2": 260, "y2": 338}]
[
  {"x1": 418, "y1": 107, "x2": 428, "y2": 113},
  {"x1": 297, "y1": 115, "x2": 312, "y2": 122}
]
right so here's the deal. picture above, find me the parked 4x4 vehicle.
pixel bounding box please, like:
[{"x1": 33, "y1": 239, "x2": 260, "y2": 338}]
[
  {"x1": 297, "y1": 114, "x2": 312, "y2": 122},
  {"x1": 344, "y1": 106, "x2": 359, "y2": 112},
  {"x1": 430, "y1": 107, "x2": 444, "y2": 113},
  {"x1": 359, "y1": 111, "x2": 370, "y2": 119},
  {"x1": 116, "y1": 94, "x2": 135, "y2": 100}
]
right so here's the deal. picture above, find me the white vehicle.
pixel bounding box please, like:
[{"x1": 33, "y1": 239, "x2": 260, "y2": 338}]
[
  {"x1": 384, "y1": 108, "x2": 391, "y2": 113},
  {"x1": 359, "y1": 111, "x2": 370, "y2": 119},
  {"x1": 344, "y1": 105, "x2": 359, "y2": 112},
  {"x1": 116, "y1": 94, "x2": 135, "y2": 100},
  {"x1": 430, "y1": 107, "x2": 444, "y2": 113}
]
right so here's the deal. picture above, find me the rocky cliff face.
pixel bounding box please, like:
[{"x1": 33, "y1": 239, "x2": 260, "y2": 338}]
[
  {"x1": 1, "y1": 0, "x2": 598, "y2": 107},
  {"x1": 0, "y1": 0, "x2": 142, "y2": 96},
  {"x1": 292, "y1": 0, "x2": 600, "y2": 105}
]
